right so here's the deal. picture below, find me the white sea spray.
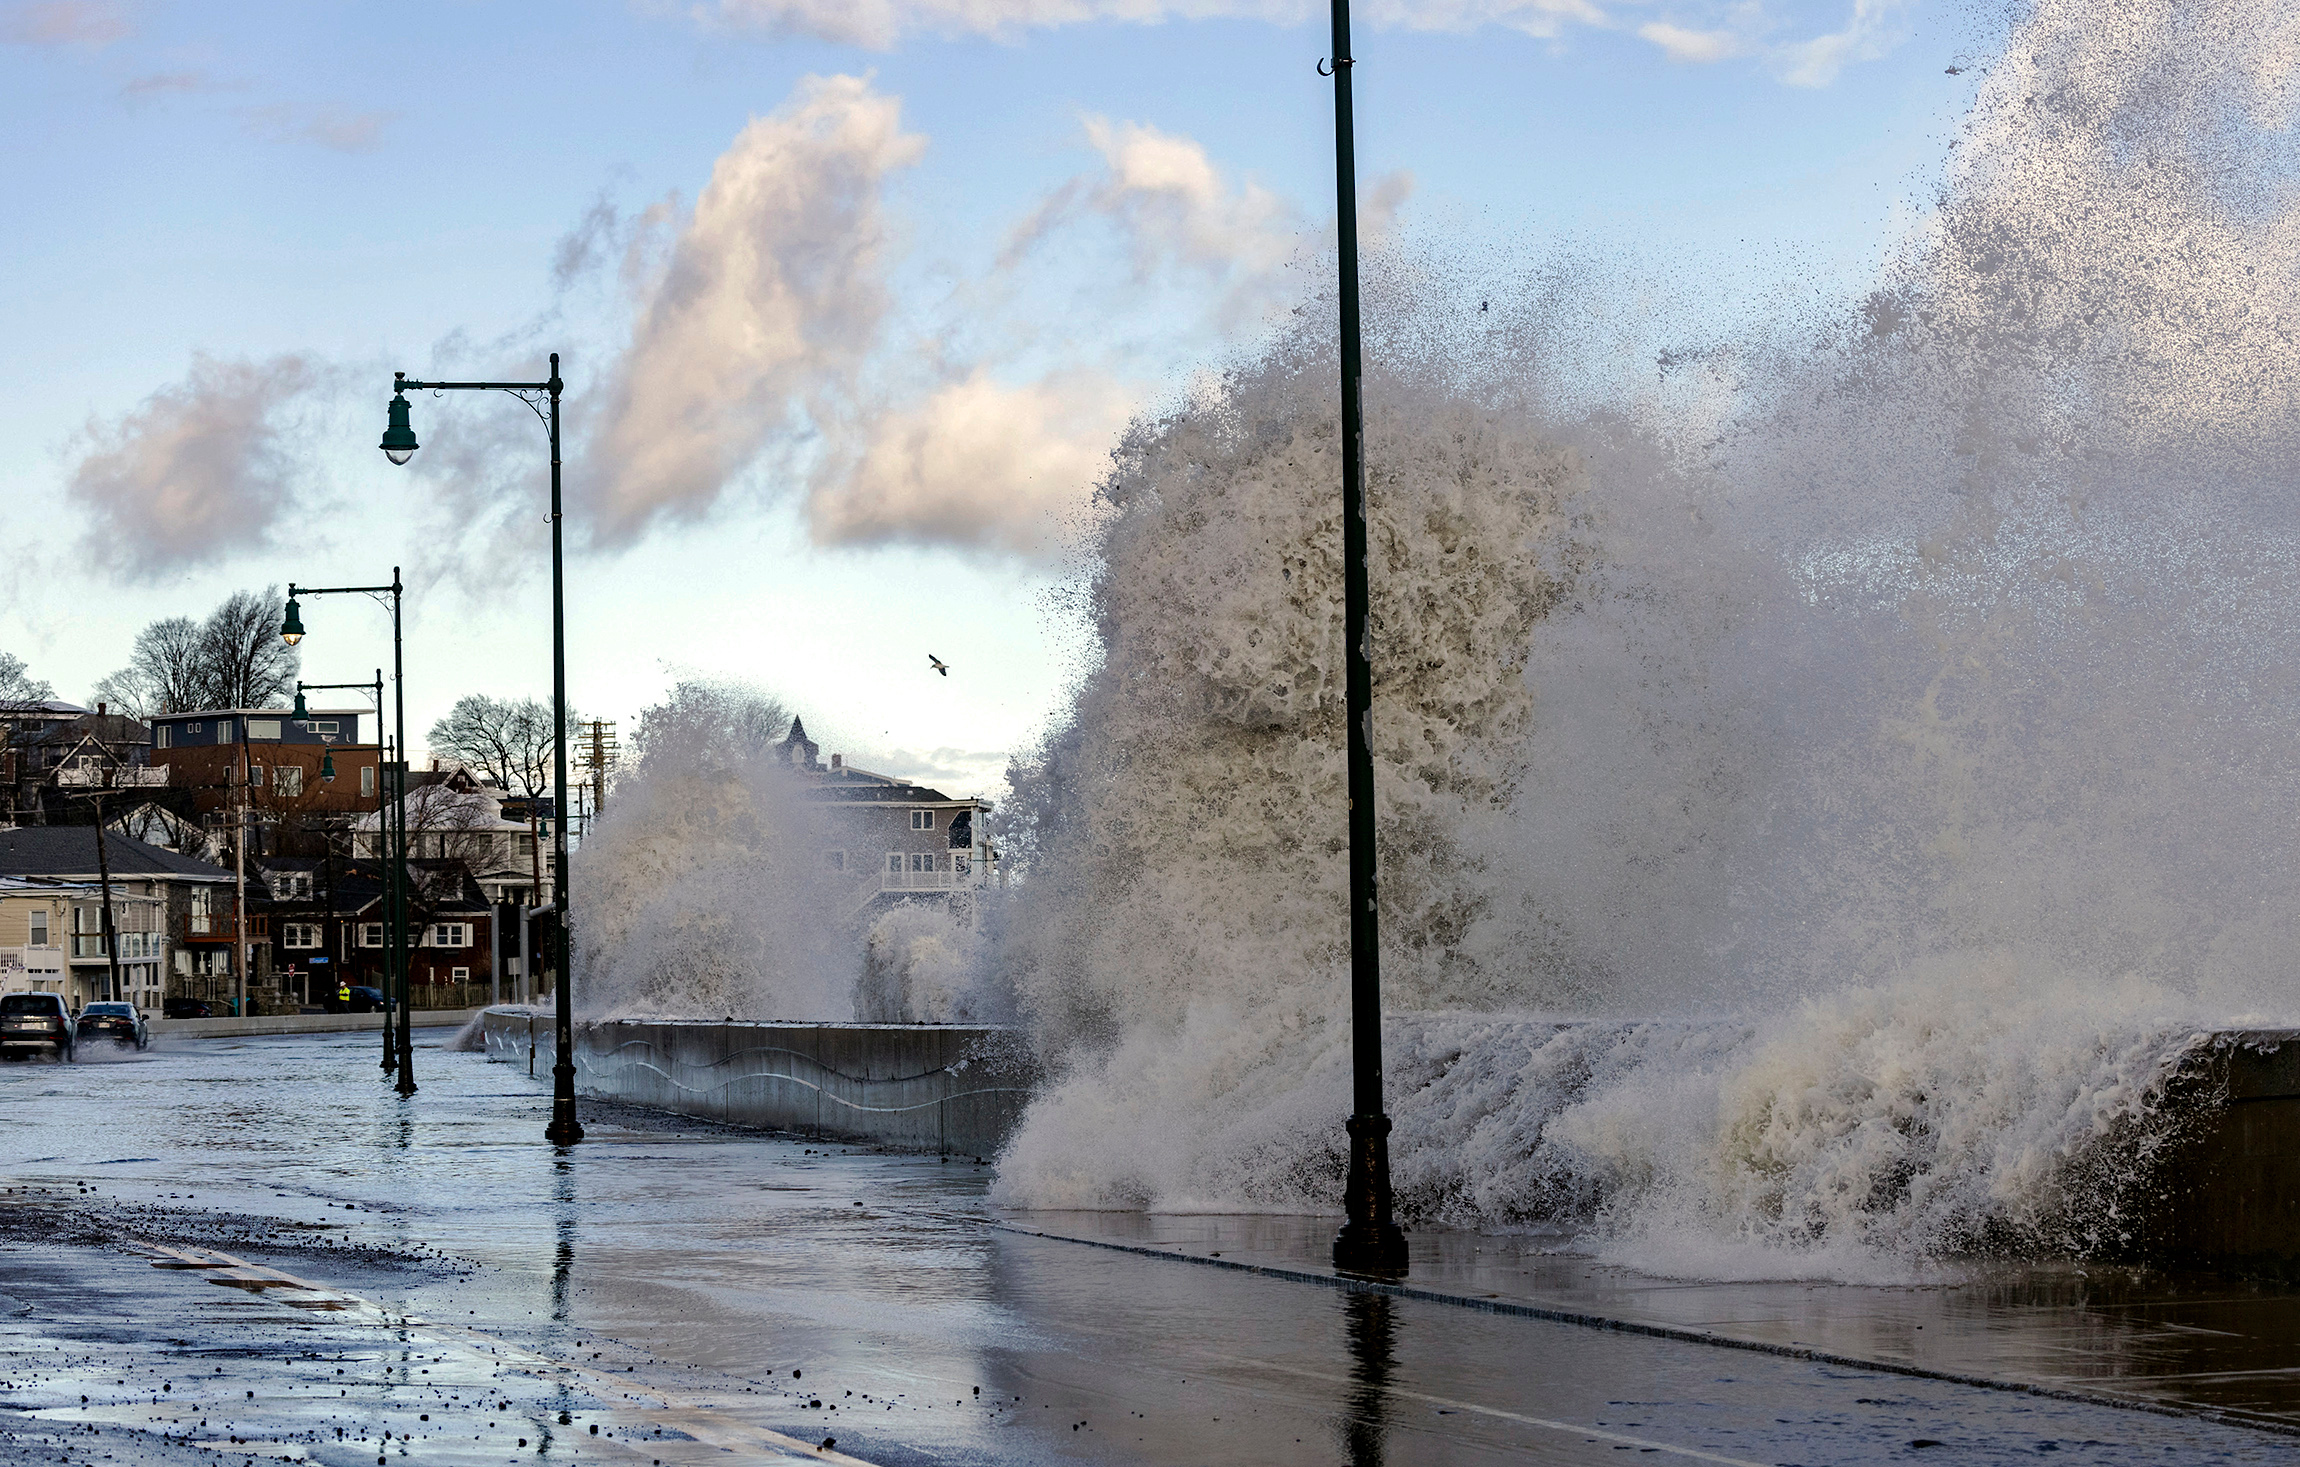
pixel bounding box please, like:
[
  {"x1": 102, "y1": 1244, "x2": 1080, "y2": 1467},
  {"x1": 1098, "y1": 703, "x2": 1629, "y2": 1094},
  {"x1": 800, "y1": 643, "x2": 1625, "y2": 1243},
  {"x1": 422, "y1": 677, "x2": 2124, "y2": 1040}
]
[{"x1": 990, "y1": 0, "x2": 2300, "y2": 1277}]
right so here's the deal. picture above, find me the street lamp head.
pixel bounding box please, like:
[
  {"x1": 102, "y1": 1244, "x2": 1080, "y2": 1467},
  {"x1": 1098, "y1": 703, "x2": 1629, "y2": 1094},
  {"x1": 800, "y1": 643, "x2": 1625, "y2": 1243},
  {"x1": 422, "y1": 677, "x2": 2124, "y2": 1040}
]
[
  {"x1": 320, "y1": 750, "x2": 337, "y2": 784},
  {"x1": 280, "y1": 598, "x2": 305, "y2": 647},
  {"x1": 292, "y1": 688, "x2": 310, "y2": 719},
  {"x1": 380, "y1": 389, "x2": 419, "y2": 466}
]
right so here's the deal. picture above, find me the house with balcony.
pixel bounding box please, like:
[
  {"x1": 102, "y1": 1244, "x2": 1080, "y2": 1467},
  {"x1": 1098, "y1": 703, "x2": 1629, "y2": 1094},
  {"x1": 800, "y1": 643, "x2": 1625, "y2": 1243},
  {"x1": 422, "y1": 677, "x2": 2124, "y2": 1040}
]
[
  {"x1": 0, "y1": 827, "x2": 231, "y2": 1009},
  {"x1": 4, "y1": 706, "x2": 158, "y2": 825},
  {"x1": 770, "y1": 717, "x2": 999, "y2": 920}
]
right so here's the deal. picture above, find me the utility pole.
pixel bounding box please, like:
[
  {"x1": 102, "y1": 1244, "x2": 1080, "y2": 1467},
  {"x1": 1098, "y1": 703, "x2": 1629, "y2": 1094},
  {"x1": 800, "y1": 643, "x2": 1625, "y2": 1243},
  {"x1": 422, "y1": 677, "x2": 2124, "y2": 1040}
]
[
  {"x1": 234, "y1": 716, "x2": 250, "y2": 1018},
  {"x1": 90, "y1": 783, "x2": 120, "y2": 1004}
]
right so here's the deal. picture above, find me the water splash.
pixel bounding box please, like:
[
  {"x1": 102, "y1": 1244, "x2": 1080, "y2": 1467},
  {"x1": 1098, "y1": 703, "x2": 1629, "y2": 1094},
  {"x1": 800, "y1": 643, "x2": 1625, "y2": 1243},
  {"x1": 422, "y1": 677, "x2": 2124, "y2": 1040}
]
[{"x1": 989, "y1": 0, "x2": 2300, "y2": 1276}]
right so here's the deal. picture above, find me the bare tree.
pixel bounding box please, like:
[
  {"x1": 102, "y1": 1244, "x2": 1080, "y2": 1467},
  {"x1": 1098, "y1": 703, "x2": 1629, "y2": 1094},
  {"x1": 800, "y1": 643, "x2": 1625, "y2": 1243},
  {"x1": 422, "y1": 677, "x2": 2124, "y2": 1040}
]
[
  {"x1": 95, "y1": 589, "x2": 300, "y2": 716},
  {"x1": 93, "y1": 616, "x2": 201, "y2": 718},
  {"x1": 195, "y1": 587, "x2": 300, "y2": 709},
  {"x1": 0, "y1": 652, "x2": 53, "y2": 705},
  {"x1": 428, "y1": 696, "x2": 557, "y2": 799},
  {"x1": 630, "y1": 678, "x2": 791, "y2": 778}
]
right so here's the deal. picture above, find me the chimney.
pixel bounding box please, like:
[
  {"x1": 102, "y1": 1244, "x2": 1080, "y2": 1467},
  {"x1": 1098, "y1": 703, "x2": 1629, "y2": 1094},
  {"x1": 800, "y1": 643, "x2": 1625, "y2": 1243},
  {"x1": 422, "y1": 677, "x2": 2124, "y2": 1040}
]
[
  {"x1": 831, "y1": 753, "x2": 843, "y2": 771},
  {"x1": 97, "y1": 703, "x2": 106, "y2": 717},
  {"x1": 431, "y1": 758, "x2": 439, "y2": 772}
]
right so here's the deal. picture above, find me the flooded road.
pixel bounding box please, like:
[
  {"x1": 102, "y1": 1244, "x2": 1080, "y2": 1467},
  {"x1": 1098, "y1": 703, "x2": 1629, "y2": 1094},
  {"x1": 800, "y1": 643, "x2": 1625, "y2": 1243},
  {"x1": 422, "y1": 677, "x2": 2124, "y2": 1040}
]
[{"x1": 2, "y1": 1030, "x2": 2296, "y2": 1464}]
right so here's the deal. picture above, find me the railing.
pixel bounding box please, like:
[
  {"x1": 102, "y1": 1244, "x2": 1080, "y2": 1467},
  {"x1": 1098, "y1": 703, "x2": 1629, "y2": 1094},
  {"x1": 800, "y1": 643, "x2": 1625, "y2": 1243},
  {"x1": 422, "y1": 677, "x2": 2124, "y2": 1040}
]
[
  {"x1": 881, "y1": 866, "x2": 965, "y2": 891},
  {"x1": 55, "y1": 766, "x2": 168, "y2": 788},
  {"x1": 179, "y1": 913, "x2": 267, "y2": 944},
  {"x1": 0, "y1": 945, "x2": 65, "y2": 975}
]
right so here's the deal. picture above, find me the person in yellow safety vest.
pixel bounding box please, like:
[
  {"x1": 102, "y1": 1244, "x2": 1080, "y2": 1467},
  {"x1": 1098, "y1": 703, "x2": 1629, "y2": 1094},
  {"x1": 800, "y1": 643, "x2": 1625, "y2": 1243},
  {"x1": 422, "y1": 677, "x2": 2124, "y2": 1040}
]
[{"x1": 337, "y1": 981, "x2": 351, "y2": 1009}]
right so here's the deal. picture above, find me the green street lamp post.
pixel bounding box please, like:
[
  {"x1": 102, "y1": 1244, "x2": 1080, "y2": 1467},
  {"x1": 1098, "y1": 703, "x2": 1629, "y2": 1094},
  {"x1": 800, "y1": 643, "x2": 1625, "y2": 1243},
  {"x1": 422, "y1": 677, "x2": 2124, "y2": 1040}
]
[
  {"x1": 285, "y1": 579, "x2": 415, "y2": 1097},
  {"x1": 1324, "y1": 0, "x2": 1407, "y2": 1277},
  {"x1": 379, "y1": 355, "x2": 582, "y2": 1146}
]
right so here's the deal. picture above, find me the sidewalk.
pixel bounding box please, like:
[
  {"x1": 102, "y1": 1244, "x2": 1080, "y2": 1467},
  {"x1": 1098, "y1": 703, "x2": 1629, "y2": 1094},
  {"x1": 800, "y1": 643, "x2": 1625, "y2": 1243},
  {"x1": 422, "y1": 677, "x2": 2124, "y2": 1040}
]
[{"x1": 997, "y1": 1210, "x2": 2300, "y2": 1434}]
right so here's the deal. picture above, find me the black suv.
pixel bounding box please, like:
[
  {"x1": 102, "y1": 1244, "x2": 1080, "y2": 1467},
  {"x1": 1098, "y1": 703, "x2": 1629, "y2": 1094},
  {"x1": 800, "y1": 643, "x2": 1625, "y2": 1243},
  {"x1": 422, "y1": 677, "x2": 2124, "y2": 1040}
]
[
  {"x1": 77, "y1": 1002, "x2": 148, "y2": 1049},
  {"x1": 0, "y1": 993, "x2": 75, "y2": 1061}
]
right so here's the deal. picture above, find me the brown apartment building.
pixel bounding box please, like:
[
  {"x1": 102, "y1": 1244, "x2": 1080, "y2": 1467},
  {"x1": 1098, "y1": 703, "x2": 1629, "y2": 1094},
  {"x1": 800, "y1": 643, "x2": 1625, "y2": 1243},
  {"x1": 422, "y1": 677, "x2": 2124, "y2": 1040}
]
[{"x1": 147, "y1": 708, "x2": 385, "y2": 825}]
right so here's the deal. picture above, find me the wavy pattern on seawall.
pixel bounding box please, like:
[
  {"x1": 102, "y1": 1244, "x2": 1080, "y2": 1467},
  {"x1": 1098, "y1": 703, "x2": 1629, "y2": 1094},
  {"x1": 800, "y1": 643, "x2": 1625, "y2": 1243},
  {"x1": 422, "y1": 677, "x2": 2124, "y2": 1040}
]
[{"x1": 481, "y1": 1010, "x2": 1034, "y2": 1155}]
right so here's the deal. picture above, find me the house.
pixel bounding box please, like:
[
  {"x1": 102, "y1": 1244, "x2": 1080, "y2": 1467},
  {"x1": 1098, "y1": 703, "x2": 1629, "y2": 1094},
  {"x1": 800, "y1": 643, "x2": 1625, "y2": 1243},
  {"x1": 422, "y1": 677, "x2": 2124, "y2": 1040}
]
[
  {"x1": 771, "y1": 717, "x2": 1000, "y2": 918},
  {"x1": 350, "y1": 769, "x2": 548, "y2": 908},
  {"x1": 3, "y1": 705, "x2": 159, "y2": 825},
  {"x1": 147, "y1": 707, "x2": 385, "y2": 821},
  {"x1": 248, "y1": 854, "x2": 508, "y2": 1009},
  {"x1": 0, "y1": 826, "x2": 233, "y2": 1009}
]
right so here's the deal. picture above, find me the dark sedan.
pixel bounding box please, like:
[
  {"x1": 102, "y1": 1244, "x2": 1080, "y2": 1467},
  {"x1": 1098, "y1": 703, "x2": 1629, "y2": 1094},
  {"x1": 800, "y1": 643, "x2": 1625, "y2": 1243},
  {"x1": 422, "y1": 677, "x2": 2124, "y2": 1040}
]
[
  {"x1": 335, "y1": 986, "x2": 387, "y2": 1014},
  {"x1": 163, "y1": 997, "x2": 214, "y2": 1019},
  {"x1": 0, "y1": 993, "x2": 74, "y2": 1060},
  {"x1": 77, "y1": 1001, "x2": 148, "y2": 1049}
]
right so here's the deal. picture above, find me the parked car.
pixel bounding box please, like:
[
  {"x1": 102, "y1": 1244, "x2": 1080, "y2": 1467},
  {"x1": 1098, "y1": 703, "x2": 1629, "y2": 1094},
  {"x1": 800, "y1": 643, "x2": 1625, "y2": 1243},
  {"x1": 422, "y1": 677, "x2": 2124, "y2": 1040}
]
[
  {"x1": 343, "y1": 986, "x2": 387, "y2": 1013},
  {"x1": 77, "y1": 1001, "x2": 148, "y2": 1049},
  {"x1": 163, "y1": 997, "x2": 214, "y2": 1019},
  {"x1": 0, "y1": 992, "x2": 74, "y2": 1061}
]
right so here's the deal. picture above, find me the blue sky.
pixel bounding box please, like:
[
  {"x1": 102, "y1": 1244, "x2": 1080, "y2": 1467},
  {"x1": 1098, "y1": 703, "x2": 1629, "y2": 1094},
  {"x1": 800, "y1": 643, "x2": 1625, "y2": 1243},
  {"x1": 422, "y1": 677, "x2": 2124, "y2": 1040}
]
[{"x1": 0, "y1": 0, "x2": 1985, "y2": 795}]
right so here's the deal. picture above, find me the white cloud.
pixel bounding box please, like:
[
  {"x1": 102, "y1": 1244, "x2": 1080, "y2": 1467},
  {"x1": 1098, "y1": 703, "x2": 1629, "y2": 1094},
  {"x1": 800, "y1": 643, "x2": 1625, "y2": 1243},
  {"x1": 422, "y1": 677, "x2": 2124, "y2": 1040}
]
[
  {"x1": 1, "y1": 0, "x2": 129, "y2": 47},
  {"x1": 813, "y1": 368, "x2": 1138, "y2": 559},
  {"x1": 67, "y1": 355, "x2": 322, "y2": 581},
  {"x1": 695, "y1": 0, "x2": 1607, "y2": 50},
  {"x1": 241, "y1": 104, "x2": 396, "y2": 151},
  {"x1": 1639, "y1": 21, "x2": 1740, "y2": 63},
  {"x1": 1776, "y1": 0, "x2": 1908, "y2": 88},
  {"x1": 584, "y1": 73, "x2": 927, "y2": 547}
]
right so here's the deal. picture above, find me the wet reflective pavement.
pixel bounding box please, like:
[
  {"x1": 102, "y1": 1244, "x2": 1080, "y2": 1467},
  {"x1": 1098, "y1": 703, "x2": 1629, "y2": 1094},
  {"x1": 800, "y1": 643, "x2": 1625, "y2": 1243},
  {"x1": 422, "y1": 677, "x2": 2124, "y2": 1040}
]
[{"x1": 1, "y1": 1032, "x2": 2297, "y2": 1464}]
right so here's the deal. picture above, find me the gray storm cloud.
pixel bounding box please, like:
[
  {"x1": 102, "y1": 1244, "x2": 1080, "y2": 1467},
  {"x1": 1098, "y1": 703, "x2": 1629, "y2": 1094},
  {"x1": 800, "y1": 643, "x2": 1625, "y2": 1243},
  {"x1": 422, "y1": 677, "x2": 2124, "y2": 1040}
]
[{"x1": 67, "y1": 354, "x2": 320, "y2": 581}]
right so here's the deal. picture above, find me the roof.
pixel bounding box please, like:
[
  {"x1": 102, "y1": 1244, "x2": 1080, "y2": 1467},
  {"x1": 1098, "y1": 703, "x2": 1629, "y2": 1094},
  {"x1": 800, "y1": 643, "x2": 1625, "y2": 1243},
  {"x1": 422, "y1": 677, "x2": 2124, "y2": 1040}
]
[
  {"x1": 0, "y1": 700, "x2": 89, "y2": 718},
  {"x1": 0, "y1": 826, "x2": 232, "y2": 881},
  {"x1": 148, "y1": 708, "x2": 299, "y2": 720}
]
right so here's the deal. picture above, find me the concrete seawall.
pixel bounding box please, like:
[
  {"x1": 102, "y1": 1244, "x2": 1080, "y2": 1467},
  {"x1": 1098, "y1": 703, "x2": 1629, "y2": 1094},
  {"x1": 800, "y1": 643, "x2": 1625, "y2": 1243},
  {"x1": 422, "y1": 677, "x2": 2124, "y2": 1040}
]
[
  {"x1": 480, "y1": 1009, "x2": 1035, "y2": 1157},
  {"x1": 476, "y1": 1012, "x2": 2300, "y2": 1261},
  {"x1": 154, "y1": 1008, "x2": 486, "y2": 1040}
]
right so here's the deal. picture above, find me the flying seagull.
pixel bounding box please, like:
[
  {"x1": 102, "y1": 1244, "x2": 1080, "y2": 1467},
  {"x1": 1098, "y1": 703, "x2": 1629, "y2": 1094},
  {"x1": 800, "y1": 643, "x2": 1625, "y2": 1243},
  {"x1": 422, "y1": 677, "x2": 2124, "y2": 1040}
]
[{"x1": 928, "y1": 654, "x2": 949, "y2": 677}]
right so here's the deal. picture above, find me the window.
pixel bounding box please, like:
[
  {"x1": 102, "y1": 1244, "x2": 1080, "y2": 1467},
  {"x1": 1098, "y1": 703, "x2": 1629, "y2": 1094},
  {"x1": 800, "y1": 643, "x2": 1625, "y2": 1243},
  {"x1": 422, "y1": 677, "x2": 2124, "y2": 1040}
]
[
  {"x1": 357, "y1": 923, "x2": 384, "y2": 948},
  {"x1": 27, "y1": 912, "x2": 47, "y2": 946},
  {"x1": 423, "y1": 923, "x2": 472, "y2": 949},
  {"x1": 282, "y1": 923, "x2": 322, "y2": 950},
  {"x1": 360, "y1": 765, "x2": 376, "y2": 797},
  {"x1": 153, "y1": 725, "x2": 171, "y2": 750},
  {"x1": 249, "y1": 763, "x2": 265, "y2": 786},
  {"x1": 450, "y1": 966, "x2": 470, "y2": 982},
  {"x1": 911, "y1": 810, "x2": 934, "y2": 830},
  {"x1": 953, "y1": 853, "x2": 970, "y2": 878},
  {"x1": 313, "y1": 720, "x2": 339, "y2": 735},
  {"x1": 248, "y1": 719, "x2": 282, "y2": 740},
  {"x1": 887, "y1": 853, "x2": 903, "y2": 874},
  {"x1": 273, "y1": 873, "x2": 311, "y2": 900},
  {"x1": 275, "y1": 765, "x2": 304, "y2": 797},
  {"x1": 909, "y1": 852, "x2": 934, "y2": 873}
]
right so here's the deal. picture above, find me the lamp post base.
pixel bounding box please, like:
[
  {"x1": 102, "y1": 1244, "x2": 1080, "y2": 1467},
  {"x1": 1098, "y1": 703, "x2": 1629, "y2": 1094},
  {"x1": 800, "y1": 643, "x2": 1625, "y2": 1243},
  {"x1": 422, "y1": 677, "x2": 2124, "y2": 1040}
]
[
  {"x1": 1334, "y1": 1112, "x2": 1409, "y2": 1277},
  {"x1": 546, "y1": 1058, "x2": 584, "y2": 1146}
]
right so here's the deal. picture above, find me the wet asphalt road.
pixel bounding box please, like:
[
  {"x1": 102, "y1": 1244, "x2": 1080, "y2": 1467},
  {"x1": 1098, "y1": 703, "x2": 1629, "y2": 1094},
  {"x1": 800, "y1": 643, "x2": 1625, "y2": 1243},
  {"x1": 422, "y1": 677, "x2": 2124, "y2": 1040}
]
[{"x1": 1, "y1": 1030, "x2": 2296, "y2": 1465}]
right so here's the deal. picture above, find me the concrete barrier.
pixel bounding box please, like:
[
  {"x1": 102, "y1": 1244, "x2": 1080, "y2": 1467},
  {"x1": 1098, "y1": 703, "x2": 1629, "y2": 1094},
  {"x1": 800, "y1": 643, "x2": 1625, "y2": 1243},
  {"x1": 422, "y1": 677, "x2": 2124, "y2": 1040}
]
[
  {"x1": 480, "y1": 1009, "x2": 1035, "y2": 1157},
  {"x1": 153, "y1": 1008, "x2": 486, "y2": 1039},
  {"x1": 2154, "y1": 1029, "x2": 2300, "y2": 1266}
]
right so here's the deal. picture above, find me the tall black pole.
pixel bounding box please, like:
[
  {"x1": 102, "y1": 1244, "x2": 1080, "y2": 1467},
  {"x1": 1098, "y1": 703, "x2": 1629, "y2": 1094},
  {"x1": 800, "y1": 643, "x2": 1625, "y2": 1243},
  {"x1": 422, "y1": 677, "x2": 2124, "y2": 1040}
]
[
  {"x1": 1328, "y1": 0, "x2": 1407, "y2": 1278},
  {"x1": 391, "y1": 569, "x2": 416, "y2": 1098},
  {"x1": 91, "y1": 787, "x2": 121, "y2": 1003},
  {"x1": 543, "y1": 356, "x2": 583, "y2": 1147}
]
